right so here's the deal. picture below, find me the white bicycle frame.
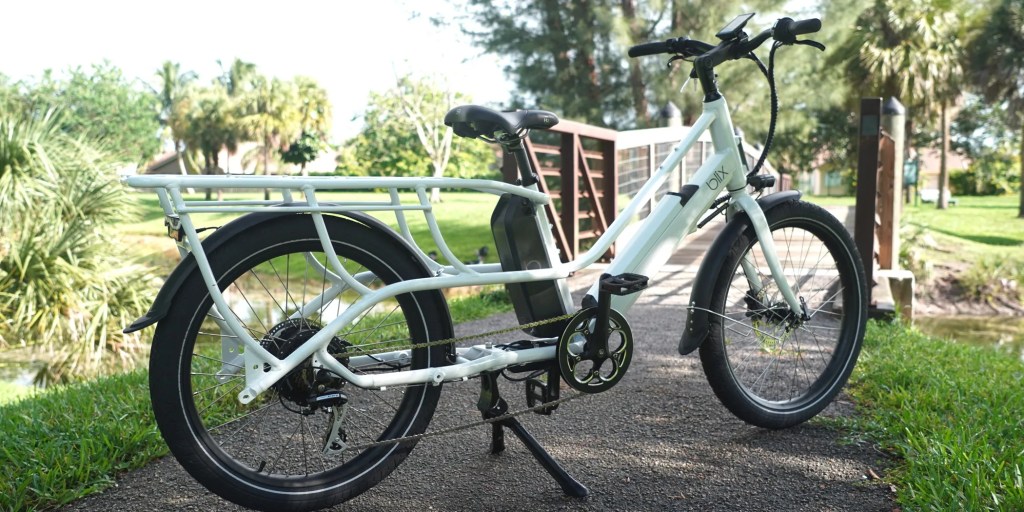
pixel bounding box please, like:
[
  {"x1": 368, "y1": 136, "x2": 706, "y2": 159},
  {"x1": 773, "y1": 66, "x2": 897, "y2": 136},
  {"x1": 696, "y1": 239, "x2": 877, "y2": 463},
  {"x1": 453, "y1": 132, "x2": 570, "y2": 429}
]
[{"x1": 125, "y1": 96, "x2": 802, "y2": 404}]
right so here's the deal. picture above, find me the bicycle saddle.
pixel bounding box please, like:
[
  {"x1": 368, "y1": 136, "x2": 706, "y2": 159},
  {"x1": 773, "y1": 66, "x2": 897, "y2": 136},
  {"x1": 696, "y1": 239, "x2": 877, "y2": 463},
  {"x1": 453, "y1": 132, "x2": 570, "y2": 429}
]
[{"x1": 444, "y1": 105, "x2": 559, "y2": 140}]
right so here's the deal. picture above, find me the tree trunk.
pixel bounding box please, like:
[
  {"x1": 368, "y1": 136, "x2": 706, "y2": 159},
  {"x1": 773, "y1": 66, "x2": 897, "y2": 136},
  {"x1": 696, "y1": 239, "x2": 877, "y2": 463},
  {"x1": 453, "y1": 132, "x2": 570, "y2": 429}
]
[
  {"x1": 1019, "y1": 122, "x2": 1024, "y2": 218},
  {"x1": 937, "y1": 102, "x2": 949, "y2": 210},
  {"x1": 174, "y1": 143, "x2": 196, "y2": 194},
  {"x1": 620, "y1": 0, "x2": 649, "y2": 127},
  {"x1": 263, "y1": 130, "x2": 271, "y2": 201}
]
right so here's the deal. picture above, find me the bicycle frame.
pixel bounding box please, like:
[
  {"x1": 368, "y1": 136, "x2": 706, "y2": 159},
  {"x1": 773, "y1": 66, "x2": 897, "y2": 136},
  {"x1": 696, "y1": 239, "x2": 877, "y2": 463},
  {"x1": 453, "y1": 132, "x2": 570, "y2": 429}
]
[{"x1": 125, "y1": 96, "x2": 802, "y2": 404}]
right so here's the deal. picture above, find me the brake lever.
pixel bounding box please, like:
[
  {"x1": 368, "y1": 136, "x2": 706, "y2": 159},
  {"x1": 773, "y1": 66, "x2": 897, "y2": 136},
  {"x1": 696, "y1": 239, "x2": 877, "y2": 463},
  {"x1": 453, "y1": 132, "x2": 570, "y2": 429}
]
[
  {"x1": 795, "y1": 39, "x2": 826, "y2": 51},
  {"x1": 666, "y1": 54, "x2": 688, "y2": 69}
]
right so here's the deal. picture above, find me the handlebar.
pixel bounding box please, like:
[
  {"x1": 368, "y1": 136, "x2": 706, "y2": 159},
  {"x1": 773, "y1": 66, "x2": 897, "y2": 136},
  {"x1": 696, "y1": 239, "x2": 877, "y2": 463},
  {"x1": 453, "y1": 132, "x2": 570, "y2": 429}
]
[
  {"x1": 627, "y1": 37, "x2": 714, "y2": 59},
  {"x1": 627, "y1": 15, "x2": 821, "y2": 60}
]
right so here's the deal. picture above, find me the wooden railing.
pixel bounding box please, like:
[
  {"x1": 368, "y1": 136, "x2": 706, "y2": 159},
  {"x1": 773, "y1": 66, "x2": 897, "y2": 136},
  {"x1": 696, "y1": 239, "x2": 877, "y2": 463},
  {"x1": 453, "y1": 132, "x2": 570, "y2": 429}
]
[{"x1": 502, "y1": 121, "x2": 778, "y2": 262}]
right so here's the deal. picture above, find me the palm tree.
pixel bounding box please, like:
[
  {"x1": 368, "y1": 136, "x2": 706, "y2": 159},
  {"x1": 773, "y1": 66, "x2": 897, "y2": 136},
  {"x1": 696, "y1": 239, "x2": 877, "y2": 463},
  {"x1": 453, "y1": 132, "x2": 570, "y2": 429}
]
[
  {"x1": 153, "y1": 61, "x2": 197, "y2": 181},
  {"x1": 239, "y1": 76, "x2": 299, "y2": 198},
  {"x1": 182, "y1": 86, "x2": 235, "y2": 200},
  {"x1": 218, "y1": 58, "x2": 257, "y2": 97},
  {"x1": 289, "y1": 76, "x2": 332, "y2": 176},
  {"x1": 968, "y1": 0, "x2": 1024, "y2": 217},
  {"x1": 832, "y1": 0, "x2": 966, "y2": 209}
]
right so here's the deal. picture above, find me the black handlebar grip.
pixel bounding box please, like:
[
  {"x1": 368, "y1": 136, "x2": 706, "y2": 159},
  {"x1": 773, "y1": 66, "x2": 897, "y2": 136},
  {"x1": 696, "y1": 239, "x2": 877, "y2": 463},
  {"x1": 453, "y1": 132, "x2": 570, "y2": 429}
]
[
  {"x1": 790, "y1": 18, "x2": 821, "y2": 35},
  {"x1": 628, "y1": 41, "x2": 670, "y2": 58},
  {"x1": 773, "y1": 17, "x2": 821, "y2": 43}
]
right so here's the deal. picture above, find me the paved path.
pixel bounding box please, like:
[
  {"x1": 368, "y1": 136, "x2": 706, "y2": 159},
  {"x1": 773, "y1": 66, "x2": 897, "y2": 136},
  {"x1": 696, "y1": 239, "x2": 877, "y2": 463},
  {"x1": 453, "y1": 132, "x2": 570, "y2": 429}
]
[{"x1": 64, "y1": 223, "x2": 893, "y2": 512}]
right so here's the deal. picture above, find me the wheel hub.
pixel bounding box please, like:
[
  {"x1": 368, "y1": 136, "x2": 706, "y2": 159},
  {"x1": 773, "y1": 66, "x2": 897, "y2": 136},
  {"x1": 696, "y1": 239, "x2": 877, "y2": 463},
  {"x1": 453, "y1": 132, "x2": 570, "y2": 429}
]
[{"x1": 261, "y1": 318, "x2": 349, "y2": 409}]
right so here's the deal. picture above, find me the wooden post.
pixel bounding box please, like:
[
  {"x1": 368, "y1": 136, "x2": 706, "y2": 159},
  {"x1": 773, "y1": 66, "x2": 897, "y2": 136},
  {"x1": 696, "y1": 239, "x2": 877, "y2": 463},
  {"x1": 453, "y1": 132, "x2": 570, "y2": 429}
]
[
  {"x1": 880, "y1": 98, "x2": 905, "y2": 270},
  {"x1": 876, "y1": 136, "x2": 896, "y2": 269},
  {"x1": 855, "y1": 98, "x2": 882, "y2": 291}
]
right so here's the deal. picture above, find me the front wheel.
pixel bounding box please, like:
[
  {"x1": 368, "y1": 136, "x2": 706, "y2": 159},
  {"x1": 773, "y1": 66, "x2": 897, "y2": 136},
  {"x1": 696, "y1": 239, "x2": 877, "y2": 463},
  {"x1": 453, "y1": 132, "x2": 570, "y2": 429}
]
[
  {"x1": 699, "y1": 200, "x2": 867, "y2": 429},
  {"x1": 149, "y1": 214, "x2": 452, "y2": 511}
]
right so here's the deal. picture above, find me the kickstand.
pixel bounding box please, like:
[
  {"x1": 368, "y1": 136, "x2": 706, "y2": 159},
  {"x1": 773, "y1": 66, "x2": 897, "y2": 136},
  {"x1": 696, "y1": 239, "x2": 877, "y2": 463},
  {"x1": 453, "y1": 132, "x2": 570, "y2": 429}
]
[{"x1": 478, "y1": 371, "x2": 589, "y2": 498}]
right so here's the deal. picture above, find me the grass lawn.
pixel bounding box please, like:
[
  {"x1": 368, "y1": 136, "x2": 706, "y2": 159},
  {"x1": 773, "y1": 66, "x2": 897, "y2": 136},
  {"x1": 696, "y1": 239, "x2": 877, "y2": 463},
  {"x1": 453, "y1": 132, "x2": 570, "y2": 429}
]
[
  {"x1": 844, "y1": 320, "x2": 1024, "y2": 510},
  {"x1": 122, "y1": 190, "x2": 501, "y2": 274},
  {"x1": 902, "y1": 194, "x2": 1024, "y2": 263}
]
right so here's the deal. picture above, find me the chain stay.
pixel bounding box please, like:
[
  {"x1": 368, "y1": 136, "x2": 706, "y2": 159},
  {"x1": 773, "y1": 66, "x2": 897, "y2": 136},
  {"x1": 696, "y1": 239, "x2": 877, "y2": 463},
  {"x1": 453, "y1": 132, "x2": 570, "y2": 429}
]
[
  {"x1": 332, "y1": 312, "x2": 581, "y2": 453},
  {"x1": 337, "y1": 312, "x2": 577, "y2": 358}
]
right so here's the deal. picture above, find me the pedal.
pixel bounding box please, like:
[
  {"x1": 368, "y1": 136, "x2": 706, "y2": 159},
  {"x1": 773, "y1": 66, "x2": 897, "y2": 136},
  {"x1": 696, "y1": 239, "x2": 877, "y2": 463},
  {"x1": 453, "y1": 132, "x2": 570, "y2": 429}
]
[
  {"x1": 525, "y1": 371, "x2": 560, "y2": 415},
  {"x1": 599, "y1": 273, "x2": 649, "y2": 296}
]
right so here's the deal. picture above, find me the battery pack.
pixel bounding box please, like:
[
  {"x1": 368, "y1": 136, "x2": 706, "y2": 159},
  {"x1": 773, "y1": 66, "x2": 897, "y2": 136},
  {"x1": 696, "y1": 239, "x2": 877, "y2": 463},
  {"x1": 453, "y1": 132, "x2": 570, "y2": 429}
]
[{"x1": 490, "y1": 193, "x2": 571, "y2": 337}]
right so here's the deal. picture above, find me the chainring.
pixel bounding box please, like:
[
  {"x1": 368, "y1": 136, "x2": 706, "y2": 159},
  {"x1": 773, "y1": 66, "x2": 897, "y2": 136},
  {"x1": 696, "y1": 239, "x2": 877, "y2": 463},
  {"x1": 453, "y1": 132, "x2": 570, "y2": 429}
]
[{"x1": 556, "y1": 307, "x2": 633, "y2": 393}]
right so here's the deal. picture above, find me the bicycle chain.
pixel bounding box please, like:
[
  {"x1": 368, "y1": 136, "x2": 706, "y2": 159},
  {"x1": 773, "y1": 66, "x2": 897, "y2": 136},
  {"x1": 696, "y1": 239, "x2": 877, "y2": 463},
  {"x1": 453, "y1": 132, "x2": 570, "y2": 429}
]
[
  {"x1": 335, "y1": 312, "x2": 584, "y2": 453},
  {"x1": 340, "y1": 312, "x2": 577, "y2": 358}
]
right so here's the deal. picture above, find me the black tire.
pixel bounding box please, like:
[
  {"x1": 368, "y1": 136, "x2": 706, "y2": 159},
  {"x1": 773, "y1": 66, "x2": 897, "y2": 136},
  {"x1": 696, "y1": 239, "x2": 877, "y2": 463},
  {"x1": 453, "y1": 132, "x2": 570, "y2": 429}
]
[
  {"x1": 149, "y1": 214, "x2": 452, "y2": 511},
  {"x1": 699, "y1": 200, "x2": 867, "y2": 429}
]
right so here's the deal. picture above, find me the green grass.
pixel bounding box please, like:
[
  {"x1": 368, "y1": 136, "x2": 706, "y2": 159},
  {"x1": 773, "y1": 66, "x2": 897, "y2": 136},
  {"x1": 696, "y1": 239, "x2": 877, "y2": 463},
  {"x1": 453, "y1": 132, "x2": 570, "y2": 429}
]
[
  {"x1": 0, "y1": 370, "x2": 164, "y2": 511},
  {"x1": 841, "y1": 320, "x2": 1024, "y2": 510},
  {"x1": 903, "y1": 194, "x2": 1024, "y2": 261},
  {"x1": 0, "y1": 380, "x2": 33, "y2": 404},
  {"x1": 122, "y1": 190, "x2": 499, "y2": 273},
  {"x1": 0, "y1": 289, "x2": 512, "y2": 511}
]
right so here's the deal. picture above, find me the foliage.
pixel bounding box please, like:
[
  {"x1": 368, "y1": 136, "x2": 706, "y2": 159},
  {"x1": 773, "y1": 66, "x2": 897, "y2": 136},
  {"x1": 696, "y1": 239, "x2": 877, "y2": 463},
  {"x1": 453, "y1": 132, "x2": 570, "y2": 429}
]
[
  {"x1": 842, "y1": 320, "x2": 1024, "y2": 510},
  {"x1": 152, "y1": 61, "x2": 197, "y2": 175},
  {"x1": 959, "y1": 255, "x2": 1024, "y2": 303},
  {"x1": 340, "y1": 77, "x2": 497, "y2": 182},
  {"x1": 179, "y1": 84, "x2": 236, "y2": 179},
  {"x1": 952, "y1": 95, "x2": 1020, "y2": 161},
  {"x1": 0, "y1": 111, "x2": 154, "y2": 382},
  {"x1": 831, "y1": 0, "x2": 966, "y2": 118},
  {"x1": 966, "y1": 0, "x2": 1024, "y2": 216},
  {"x1": 7, "y1": 63, "x2": 162, "y2": 163},
  {"x1": 458, "y1": 0, "x2": 783, "y2": 129},
  {"x1": 831, "y1": 0, "x2": 973, "y2": 208},
  {"x1": 281, "y1": 130, "x2": 327, "y2": 171},
  {"x1": 950, "y1": 153, "x2": 1020, "y2": 196}
]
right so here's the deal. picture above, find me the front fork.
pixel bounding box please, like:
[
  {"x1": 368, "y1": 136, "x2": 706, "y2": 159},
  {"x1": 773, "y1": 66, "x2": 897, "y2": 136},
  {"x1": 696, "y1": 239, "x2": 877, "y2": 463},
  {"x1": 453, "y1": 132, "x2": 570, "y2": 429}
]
[{"x1": 731, "y1": 193, "x2": 806, "y2": 319}]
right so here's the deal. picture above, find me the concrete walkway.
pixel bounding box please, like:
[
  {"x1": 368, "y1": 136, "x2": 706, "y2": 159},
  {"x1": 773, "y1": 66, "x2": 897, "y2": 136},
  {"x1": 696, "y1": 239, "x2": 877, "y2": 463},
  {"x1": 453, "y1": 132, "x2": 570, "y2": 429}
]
[{"x1": 63, "y1": 215, "x2": 893, "y2": 512}]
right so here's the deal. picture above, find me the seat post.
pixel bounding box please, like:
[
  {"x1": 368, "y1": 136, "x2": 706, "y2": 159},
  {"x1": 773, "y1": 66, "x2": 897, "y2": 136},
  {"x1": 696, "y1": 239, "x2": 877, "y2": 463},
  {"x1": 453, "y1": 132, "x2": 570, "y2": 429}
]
[{"x1": 502, "y1": 138, "x2": 539, "y2": 187}]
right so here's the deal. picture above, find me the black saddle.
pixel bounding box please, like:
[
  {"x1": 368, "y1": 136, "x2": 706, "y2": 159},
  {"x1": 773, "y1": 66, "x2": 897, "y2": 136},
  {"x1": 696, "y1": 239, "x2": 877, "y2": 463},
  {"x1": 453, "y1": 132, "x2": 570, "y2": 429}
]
[{"x1": 444, "y1": 105, "x2": 559, "y2": 141}]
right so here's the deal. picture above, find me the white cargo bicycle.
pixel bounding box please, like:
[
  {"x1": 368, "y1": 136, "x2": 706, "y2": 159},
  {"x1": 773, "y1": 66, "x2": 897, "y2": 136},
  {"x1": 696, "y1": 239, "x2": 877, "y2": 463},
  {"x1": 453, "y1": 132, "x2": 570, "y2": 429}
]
[{"x1": 125, "y1": 13, "x2": 867, "y2": 512}]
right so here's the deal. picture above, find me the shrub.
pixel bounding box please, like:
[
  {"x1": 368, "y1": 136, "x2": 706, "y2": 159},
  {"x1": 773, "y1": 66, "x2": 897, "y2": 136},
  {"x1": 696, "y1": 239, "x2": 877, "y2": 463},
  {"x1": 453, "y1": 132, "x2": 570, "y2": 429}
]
[{"x1": 0, "y1": 110, "x2": 154, "y2": 382}]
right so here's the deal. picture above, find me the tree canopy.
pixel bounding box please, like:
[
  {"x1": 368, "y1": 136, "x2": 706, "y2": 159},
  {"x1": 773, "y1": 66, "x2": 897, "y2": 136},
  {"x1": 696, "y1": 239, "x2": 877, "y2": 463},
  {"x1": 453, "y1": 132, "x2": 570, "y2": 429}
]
[
  {"x1": 2, "y1": 63, "x2": 161, "y2": 163},
  {"x1": 339, "y1": 77, "x2": 497, "y2": 193}
]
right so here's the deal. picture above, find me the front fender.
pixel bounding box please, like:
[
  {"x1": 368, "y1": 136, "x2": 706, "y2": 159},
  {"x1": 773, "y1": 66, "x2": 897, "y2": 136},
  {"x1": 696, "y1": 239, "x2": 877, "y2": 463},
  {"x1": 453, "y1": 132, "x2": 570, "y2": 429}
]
[
  {"x1": 678, "y1": 190, "x2": 801, "y2": 355},
  {"x1": 124, "y1": 210, "x2": 418, "y2": 333}
]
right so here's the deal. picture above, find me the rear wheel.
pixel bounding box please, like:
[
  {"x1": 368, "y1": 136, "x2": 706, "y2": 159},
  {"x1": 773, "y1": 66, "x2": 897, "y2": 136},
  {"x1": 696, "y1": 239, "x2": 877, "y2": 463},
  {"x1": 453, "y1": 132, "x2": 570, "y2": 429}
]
[
  {"x1": 149, "y1": 214, "x2": 451, "y2": 511},
  {"x1": 700, "y1": 200, "x2": 867, "y2": 429}
]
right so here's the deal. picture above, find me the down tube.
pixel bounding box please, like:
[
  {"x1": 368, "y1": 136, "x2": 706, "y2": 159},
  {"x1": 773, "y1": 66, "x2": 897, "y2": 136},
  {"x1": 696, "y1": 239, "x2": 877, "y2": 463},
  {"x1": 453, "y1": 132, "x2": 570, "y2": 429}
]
[{"x1": 585, "y1": 150, "x2": 730, "y2": 313}]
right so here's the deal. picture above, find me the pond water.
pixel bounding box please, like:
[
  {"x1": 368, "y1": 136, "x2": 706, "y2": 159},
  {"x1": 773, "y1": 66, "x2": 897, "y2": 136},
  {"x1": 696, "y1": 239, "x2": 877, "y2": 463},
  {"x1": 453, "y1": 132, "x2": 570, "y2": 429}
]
[{"x1": 915, "y1": 316, "x2": 1024, "y2": 361}]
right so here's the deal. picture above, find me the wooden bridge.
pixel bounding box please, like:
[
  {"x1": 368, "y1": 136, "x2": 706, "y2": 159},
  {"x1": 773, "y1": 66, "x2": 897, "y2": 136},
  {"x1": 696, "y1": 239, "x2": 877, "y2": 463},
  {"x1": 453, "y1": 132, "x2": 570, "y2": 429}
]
[{"x1": 501, "y1": 121, "x2": 778, "y2": 262}]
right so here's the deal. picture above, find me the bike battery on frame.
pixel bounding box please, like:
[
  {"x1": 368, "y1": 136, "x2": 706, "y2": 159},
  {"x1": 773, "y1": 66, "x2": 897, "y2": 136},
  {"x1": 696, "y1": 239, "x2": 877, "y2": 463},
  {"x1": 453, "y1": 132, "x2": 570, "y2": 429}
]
[{"x1": 490, "y1": 193, "x2": 572, "y2": 337}]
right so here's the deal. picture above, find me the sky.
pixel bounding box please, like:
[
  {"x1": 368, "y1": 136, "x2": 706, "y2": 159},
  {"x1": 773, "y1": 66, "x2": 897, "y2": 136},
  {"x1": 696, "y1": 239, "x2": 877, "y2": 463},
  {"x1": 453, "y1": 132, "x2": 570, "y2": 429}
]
[{"x1": 0, "y1": 0, "x2": 511, "y2": 141}]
